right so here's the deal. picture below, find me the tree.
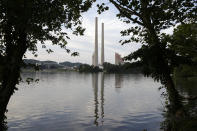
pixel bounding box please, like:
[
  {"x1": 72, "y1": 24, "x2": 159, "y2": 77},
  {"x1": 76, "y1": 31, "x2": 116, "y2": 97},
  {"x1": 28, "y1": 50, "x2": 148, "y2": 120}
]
[
  {"x1": 100, "y1": 1, "x2": 196, "y2": 130},
  {"x1": 96, "y1": 0, "x2": 197, "y2": 119},
  {"x1": 99, "y1": 0, "x2": 196, "y2": 94},
  {"x1": 165, "y1": 23, "x2": 197, "y2": 77},
  {"x1": 170, "y1": 23, "x2": 197, "y2": 61},
  {"x1": 0, "y1": 0, "x2": 94, "y2": 120}
]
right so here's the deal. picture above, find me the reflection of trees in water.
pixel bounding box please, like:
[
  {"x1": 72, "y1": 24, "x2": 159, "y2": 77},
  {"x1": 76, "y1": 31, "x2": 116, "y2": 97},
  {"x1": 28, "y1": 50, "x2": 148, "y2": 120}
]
[
  {"x1": 160, "y1": 78, "x2": 197, "y2": 131},
  {"x1": 175, "y1": 77, "x2": 197, "y2": 116},
  {"x1": 92, "y1": 73, "x2": 105, "y2": 126},
  {"x1": 175, "y1": 77, "x2": 197, "y2": 97},
  {"x1": 160, "y1": 85, "x2": 184, "y2": 131},
  {"x1": 1, "y1": 73, "x2": 196, "y2": 130}
]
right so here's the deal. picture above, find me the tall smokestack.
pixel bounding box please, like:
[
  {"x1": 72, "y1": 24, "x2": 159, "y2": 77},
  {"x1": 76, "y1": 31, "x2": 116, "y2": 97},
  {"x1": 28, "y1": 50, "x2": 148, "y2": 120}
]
[
  {"x1": 101, "y1": 23, "x2": 104, "y2": 65},
  {"x1": 94, "y1": 17, "x2": 98, "y2": 66},
  {"x1": 92, "y1": 52, "x2": 95, "y2": 65}
]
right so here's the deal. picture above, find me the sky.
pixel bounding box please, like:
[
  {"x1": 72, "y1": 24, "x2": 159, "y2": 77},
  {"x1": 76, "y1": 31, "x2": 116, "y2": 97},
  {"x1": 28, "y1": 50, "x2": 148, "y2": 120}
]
[{"x1": 25, "y1": 1, "x2": 172, "y2": 65}]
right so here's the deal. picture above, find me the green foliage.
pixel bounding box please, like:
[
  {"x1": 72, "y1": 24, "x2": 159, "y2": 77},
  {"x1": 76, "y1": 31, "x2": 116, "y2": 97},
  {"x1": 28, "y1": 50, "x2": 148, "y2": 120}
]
[
  {"x1": 0, "y1": 0, "x2": 94, "y2": 57},
  {"x1": 0, "y1": 0, "x2": 94, "y2": 117},
  {"x1": 0, "y1": 113, "x2": 7, "y2": 131},
  {"x1": 170, "y1": 24, "x2": 197, "y2": 61},
  {"x1": 98, "y1": 0, "x2": 197, "y2": 84},
  {"x1": 103, "y1": 62, "x2": 120, "y2": 73},
  {"x1": 163, "y1": 23, "x2": 197, "y2": 77},
  {"x1": 97, "y1": 3, "x2": 109, "y2": 14},
  {"x1": 0, "y1": 0, "x2": 94, "y2": 88},
  {"x1": 103, "y1": 62, "x2": 142, "y2": 73},
  {"x1": 78, "y1": 64, "x2": 102, "y2": 73}
]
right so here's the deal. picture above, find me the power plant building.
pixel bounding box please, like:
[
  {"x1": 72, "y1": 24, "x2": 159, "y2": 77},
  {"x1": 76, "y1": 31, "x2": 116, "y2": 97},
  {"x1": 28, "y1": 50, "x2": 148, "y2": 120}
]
[{"x1": 115, "y1": 53, "x2": 123, "y2": 65}]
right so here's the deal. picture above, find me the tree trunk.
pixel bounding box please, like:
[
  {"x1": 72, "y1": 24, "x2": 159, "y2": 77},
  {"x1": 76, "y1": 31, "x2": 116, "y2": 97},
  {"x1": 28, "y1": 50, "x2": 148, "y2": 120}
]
[
  {"x1": 165, "y1": 74, "x2": 183, "y2": 110},
  {"x1": 0, "y1": 31, "x2": 28, "y2": 122},
  {"x1": 0, "y1": 65, "x2": 21, "y2": 117}
]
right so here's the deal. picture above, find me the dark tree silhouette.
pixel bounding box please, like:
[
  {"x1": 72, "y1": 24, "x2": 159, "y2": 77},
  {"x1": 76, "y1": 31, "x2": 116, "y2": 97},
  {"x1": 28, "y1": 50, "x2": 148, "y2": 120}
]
[
  {"x1": 97, "y1": 1, "x2": 197, "y2": 130},
  {"x1": 0, "y1": 0, "x2": 94, "y2": 121},
  {"x1": 170, "y1": 24, "x2": 197, "y2": 61},
  {"x1": 98, "y1": 0, "x2": 196, "y2": 101}
]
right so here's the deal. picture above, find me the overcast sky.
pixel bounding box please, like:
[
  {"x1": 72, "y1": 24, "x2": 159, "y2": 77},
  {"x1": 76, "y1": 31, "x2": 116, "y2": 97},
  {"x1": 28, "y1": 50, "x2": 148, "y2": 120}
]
[{"x1": 25, "y1": 1, "x2": 172, "y2": 64}]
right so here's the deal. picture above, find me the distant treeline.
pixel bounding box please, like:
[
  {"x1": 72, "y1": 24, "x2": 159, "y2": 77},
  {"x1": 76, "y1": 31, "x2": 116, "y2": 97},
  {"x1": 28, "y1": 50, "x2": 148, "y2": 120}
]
[
  {"x1": 78, "y1": 62, "x2": 143, "y2": 73},
  {"x1": 78, "y1": 62, "x2": 197, "y2": 77},
  {"x1": 78, "y1": 64, "x2": 102, "y2": 73},
  {"x1": 22, "y1": 59, "x2": 197, "y2": 76},
  {"x1": 103, "y1": 62, "x2": 142, "y2": 73},
  {"x1": 23, "y1": 59, "x2": 82, "y2": 70}
]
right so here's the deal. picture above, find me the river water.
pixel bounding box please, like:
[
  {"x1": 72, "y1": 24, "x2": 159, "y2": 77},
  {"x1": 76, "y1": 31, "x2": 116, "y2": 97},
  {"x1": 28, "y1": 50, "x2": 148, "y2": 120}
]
[{"x1": 7, "y1": 72, "x2": 165, "y2": 131}]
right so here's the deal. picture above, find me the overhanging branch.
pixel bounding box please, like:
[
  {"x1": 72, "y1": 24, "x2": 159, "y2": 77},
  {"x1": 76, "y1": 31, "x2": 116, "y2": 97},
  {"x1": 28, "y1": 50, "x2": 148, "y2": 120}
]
[{"x1": 109, "y1": 0, "x2": 144, "y2": 26}]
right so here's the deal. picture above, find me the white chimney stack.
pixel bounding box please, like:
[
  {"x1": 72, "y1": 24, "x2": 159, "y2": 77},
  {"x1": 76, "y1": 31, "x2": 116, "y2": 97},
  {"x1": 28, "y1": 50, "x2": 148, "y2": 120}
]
[
  {"x1": 101, "y1": 23, "x2": 104, "y2": 65},
  {"x1": 94, "y1": 17, "x2": 98, "y2": 66}
]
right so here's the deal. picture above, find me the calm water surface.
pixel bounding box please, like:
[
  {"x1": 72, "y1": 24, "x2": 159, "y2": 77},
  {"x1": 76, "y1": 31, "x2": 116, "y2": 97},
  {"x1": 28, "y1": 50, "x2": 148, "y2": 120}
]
[{"x1": 7, "y1": 72, "x2": 164, "y2": 131}]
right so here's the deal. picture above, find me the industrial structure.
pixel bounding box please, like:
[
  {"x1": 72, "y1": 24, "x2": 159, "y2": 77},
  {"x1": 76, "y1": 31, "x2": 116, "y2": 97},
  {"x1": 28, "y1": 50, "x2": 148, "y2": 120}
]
[
  {"x1": 101, "y1": 23, "x2": 104, "y2": 65},
  {"x1": 94, "y1": 17, "x2": 98, "y2": 66},
  {"x1": 115, "y1": 53, "x2": 123, "y2": 65},
  {"x1": 92, "y1": 17, "x2": 105, "y2": 67},
  {"x1": 92, "y1": 17, "x2": 123, "y2": 66}
]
